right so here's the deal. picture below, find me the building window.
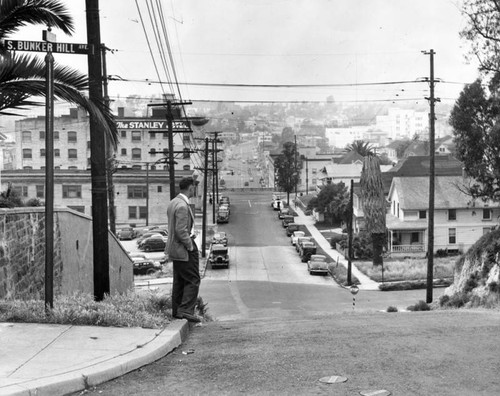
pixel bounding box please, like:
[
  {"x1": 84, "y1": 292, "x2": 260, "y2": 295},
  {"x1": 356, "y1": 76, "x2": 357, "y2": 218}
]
[
  {"x1": 22, "y1": 149, "x2": 32, "y2": 159},
  {"x1": 36, "y1": 185, "x2": 45, "y2": 198},
  {"x1": 483, "y1": 208, "x2": 492, "y2": 220},
  {"x1": 131, "y1": 131, "x2": 141, "y2": 142},
  {"x1": 68, "y1": 149, "x2": 78, "y2": 159},
  {"x1": 419, "y1": 210, "x2": 426, "y2": 219},
  {"x1": 13, "y1": 186, "x2": 28, "y2": 197},
  {"x1": 411, "y1": 232, "x2": 419, "y2": 243},
  {"x1": 54, "y1": 131, "x2": 59, "y2": 140},
  {"x1": 150, "y1": 131, "x2": 156, "y2": 140},
  {"x1": 150, "y1": 148, "x2": 157, "y2": 156},
  {"x1": 132, "y1": 148, "x2": 141, "y2": 160},
  {"x1": 132, "y1": 165, "x2": 142, "y2": 170},
  {"x1": 68, "y1": 166, "x2": 78, "y2": 169},
  {"x1": 183, "y1": 148, "x2": 190, "y2": 159},
  {"x1": 67, "y1": 206, "x2": 85, "y2": 213},
  {"x1": 128, "y1": 206, "x2": 137, "y2": 219},
  {"x1": 23, "y1": 166, "x2": 32, "y2": 170},
  {"x1": 157, "y1": 186, "x2": 162, "y2": 193},
  {"x1": 121, "y1": 130, "x2": 126, "y2": 138},
  {"x1": 68, "y1": 131, "x2": 77, "y2": 143},
  {"x1": 162, "y1": 132, "x2": 168, "y2": 139},
  {"x1": 55, "y1": 149, "x2": 60, "y2": 157},
  {"x1": 139, "y1": 206, "x2": 147, "y2": 219},
  {"x1": 22, "y1": 131, "x2": 31, "y2": 142},
  {"x1": 40, "y1": 149, "x2": 46, "y2": 157},
  {"x1": 183, "y1": 133, "x2": 190, "y2": 143},
  {"x1": 448, "y1": 209, "x2": 456, "y2": 221},
  {"x1": 449, "y1": 228, "x2": 456, "y2": 244},
  {"x1": 127, "y1": 185, "x2": 147, "y2": 199},
  {"x1": 62, "y1": 185, "x2": 82, "y2": 198},
  {"x1": 121, "y1": 148, "x2": 127, "y2": 156},
  {"x1": 39, "y1": 131, "x2": 45, "y2": 139}
]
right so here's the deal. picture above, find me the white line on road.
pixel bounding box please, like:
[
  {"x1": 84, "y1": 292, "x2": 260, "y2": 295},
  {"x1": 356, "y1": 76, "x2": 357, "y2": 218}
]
[{"x1": 248, "y1": 200, "x2": 252, "y2": 207}]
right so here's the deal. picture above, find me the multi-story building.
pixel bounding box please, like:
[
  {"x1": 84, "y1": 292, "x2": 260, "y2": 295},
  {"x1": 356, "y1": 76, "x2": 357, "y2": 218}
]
[{"x1": 376, "y1": 108, "x2": 428, "y2": 140}]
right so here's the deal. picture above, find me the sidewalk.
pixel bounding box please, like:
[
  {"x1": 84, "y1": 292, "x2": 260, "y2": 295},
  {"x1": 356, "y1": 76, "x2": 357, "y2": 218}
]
[
  {"x1": 0, "y1": 321, "x2": 189, "y2": 396},
  {"x1": 292, "y1": 205, "x2": 380, "y2": 290}
]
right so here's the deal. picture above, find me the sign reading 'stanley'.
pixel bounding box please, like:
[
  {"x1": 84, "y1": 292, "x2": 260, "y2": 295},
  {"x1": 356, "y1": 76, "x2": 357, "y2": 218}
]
[
  {"x1": 117, "y1": 120, "x2": 190, "y2": 130},
  {"x1": 3, "y1": 39, "x2": 90, "y2": 54}
]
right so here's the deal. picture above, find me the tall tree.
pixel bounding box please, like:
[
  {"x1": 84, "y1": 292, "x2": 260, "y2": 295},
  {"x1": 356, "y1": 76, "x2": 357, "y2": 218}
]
[
  {"x1": 0, "y1": 0, "x2": 117, "y2": 146},
  {"x1": 275, "y1": 141, "x2": 300, "y2": 205},
  {"x1": 345, "y1": 140, "x2": 374, "y2": 157},
  {"x1": 460, "y1": 0, "x2": 500, "y2": 75},
  {"x1": 360, "y1": 155, "x2": 386, "y2": 266},
  {"x1": 307, "y1": 182, "x2": 349, "y2": 226},
  {"x1": 450, "y1": 78, "x2": 500, "y2": 201}
]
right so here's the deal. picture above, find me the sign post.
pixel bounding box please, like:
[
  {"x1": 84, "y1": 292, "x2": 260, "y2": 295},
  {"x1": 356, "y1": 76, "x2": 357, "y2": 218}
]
[{"x1": 5, "y1": 34, "x2": 90, "y2": 309}]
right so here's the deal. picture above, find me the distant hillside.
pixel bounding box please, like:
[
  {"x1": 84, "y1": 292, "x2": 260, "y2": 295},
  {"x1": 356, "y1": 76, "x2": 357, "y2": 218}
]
[{"x1": 442, "y1": 229, "x2": 500, "y2": 308}]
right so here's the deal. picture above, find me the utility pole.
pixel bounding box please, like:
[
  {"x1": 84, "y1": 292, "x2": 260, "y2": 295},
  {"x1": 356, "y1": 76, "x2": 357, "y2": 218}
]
[
  {"x1": 294, "y1": 134, "x2": 298, "y2": 200},
  {"x1": 347, "y1": 179, "x2": 354, "y2": 285},
  {"x1": 201, "y1": 138, "x2": 209, "y2": 257},
  {"x1": 305, "y1": 157, "x2": 309, "y2": 196},
  {"x1": 208, "y1": 132, "x2": 223, "y2": 204},
  {"x1": 423, "y1": 49, "x2": 439, "y2": 304},
  {"x1": 86, "y1": 0, "x2": 109, "y2": 301},
  {"x1": 101, "y1": 44, "x2": 116, "y2": 235}
]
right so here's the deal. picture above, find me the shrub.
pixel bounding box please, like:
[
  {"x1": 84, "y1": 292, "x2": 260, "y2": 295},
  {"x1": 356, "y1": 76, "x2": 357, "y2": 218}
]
[
  {"x1": 407, "y1": 300, "x2": 431, "y2": 311},
  {"x1": 339, "y1": 231, "x2": 373, "y2": 259},
  {"x1": 488, "y1": 281, "x2": 500, "y2": 293},
  {"x1": 439, "y1": 292, "x2": 470, "y2": 308},
  {"x1": 386, "y1": 306, "x2": 398, "y2": 312},
  {"x1": 464, "y1": 273, "x2": 479, "y2": 293},
  {"x1": 435, "y1": 249, "x2": 448, "y2": 257},
  {"x1": 329, "y1": 233, "x2": 347, "y2": 248}
]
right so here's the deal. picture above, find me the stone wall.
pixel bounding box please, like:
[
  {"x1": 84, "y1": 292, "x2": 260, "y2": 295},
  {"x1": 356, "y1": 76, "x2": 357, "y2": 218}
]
[{"x1": 0, "y1": 207, "x2": 133, "y2": 299}]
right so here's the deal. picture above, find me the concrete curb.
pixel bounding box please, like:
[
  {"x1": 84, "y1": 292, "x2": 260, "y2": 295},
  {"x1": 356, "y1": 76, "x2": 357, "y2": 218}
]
[{"x1": 0, "y1": 321, "x2": 189, "y2": 396}]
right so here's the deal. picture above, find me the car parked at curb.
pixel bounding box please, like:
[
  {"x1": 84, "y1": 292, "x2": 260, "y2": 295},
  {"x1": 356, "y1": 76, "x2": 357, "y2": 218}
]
[
  {"x1": 212, "y1": 231, "x2": 228, "y2": 246},
  {"x1": 209, "y1": 244, "x2": 229, "y2": 269},
  {"x1": 136, "y1": 230, "x2": 168, "y2": 245},
  {"x1": 286, "y1": 223, "x2": 300, "y2": 237},
  {"x1": 278, "y1": 208, "x2": 291, "y2": 219},
  {"x1": 291, "y1": 231, "x2": 305, "y2": 245},
  {"x1": 307, "y1": 254, "x2": 329, "y2": 275},
  {"x1": 299, "y1": 242, "x2": 317, "y2": 262},
  {"x1": 296, "y1": 236, "x2": 313, "y2": 252},
  {"x1": 282, "y1": 215, "x2": 295, "y2": 228}
]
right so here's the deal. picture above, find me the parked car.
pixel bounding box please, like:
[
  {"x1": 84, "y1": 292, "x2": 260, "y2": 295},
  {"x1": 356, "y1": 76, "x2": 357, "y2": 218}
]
[
  {"x1": 212, "y1": 231, "x2": 228, "y2": 246},
  {"x1": 219, "y1": 203, "x2": 230, "y2": 214},
  {"x1": 307, "y1": 254, "x2": 329, "y2": 275},
  {"x1": 296, "y1": 236, "x2": 313, "y2": 252},
  {"x1": 138, "y1": 234, "x2": 166, "y2": 252},
  {"x1": 136, "y1": 230, "x2": 168, "y2": 245},
  {"x1": 291, "y1": 231, "x2": 306, "y2": 245},
  {"x1": 220, "y1": 196, "x2": 230, "y2": 205},
  {"x1": 282, "y1": 215, "x2": 295, "y2": 228},
  {"x1": 129, "y1": 254, "x2": 162, "y2": 276},
  {"x1": 299, "y1": 242, "x2": 317, "y2": 262},
  {"x1": 209, "y1": 244, "x2": 229, "y2": 268},
  {"x1": 217, "y1": 208, "x2": 230, "y2": 223},
  {"x1": 286, "y1": 223, "x2": 300, "y2": 237},
  {"x1": 117, "y1": 227, "x2": 137, "y2": 240},
  {"x1": 244, "y1": 181, "x2": 249, "y2": 186},
  {"x1": 272, "y1": 199, "x2": 283, "y2": 210},
  {"x1": 278, "y1": 208, "x2": 291, "y2": 219}
]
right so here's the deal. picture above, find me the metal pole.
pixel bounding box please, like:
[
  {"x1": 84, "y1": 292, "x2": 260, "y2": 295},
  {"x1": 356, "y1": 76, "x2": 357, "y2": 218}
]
[
  {"x1": 146, "y1": 163, "x2": 149, "y2": 226},
  {"x1": 86, "y1": 0, "x2": 110, "y2": 300},
  {"x1": 426, "y1": 49, "x2": 436, "y2": 303},
  {"x1": 44, "y1": 48, "x2": 54, "y2": 310},
  {"x1": 214, "y1": 134, "x2": 219, "y2": 204},
  {"x1": 201, "y1": 138, "x2": 209, "y2": 258},
  {"x1": 294, "y1": 134, "x2": 297, "y2": 200},
  {"x1": 167, "y1": 100, "x2": 176, "y2": 200},
  {"x1": 211, "y1": 138, "x2": 216, "y2": 223},
  {"x1": 347, "y1": 179, "x2": 354, "y2": 285},
  {"x1": 305, "y1": 157, "x2": 308, "y2": 195}
]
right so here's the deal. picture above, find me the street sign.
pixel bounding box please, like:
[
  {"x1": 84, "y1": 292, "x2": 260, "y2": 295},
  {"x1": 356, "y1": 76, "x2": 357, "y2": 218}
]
[{"x1": 3, "y1": 39, "x2": 90, "y2": 54}]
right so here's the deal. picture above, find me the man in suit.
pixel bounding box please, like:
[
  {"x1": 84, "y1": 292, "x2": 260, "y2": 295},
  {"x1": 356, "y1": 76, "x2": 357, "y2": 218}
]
[{"x1": 165, "y1": 177, "x2": 201, "y2": 323}]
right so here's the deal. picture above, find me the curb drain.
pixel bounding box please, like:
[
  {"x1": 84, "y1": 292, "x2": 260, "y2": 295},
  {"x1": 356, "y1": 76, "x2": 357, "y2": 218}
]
[
  {"x1": 318, "y1": 375, "x2": 347, "y2": 384},
  {"x1": 360, "y1": 390, "x2": 391, "y2": 396}
]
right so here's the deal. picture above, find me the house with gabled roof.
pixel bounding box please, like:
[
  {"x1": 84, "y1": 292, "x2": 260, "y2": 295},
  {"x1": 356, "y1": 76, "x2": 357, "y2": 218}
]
[{"x1": 386, "y1": 175, "x2": 499, "y2": 256}]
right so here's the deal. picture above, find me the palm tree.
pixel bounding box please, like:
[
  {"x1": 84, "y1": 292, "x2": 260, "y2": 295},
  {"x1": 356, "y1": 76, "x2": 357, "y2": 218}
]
[
  {"x1": 345, "y1": 140, "x2": 374, "y2": 157},
  {"x1": 360, "y1": 154, "x2": 386, "y2": 266},
  {"x1": 0, "y1": 0, "x2": 117, "y2": 146}
]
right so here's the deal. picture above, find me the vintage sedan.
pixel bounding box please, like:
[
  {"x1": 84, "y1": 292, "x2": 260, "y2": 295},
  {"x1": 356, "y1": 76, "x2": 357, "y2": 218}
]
[
  {"x1": 117, "y1": 227, "x2": 137, "y2": 240},
  {"x1": 286, "y1": 223, "x2": 300, "y2": 237},
  {"x1": 209, "y1": 244, "x2": 229, "y2": 269},
  {"x1": 212, "y1": 231, "x2": 228, "y2": 246},
  {"x1": 296, "y1": 236, "x2": 313, "y2": 252},
  {"x1": 278, "y1": 207, "x2": 291, "y2": 219},
  {"x1": 290, "y1": 231, "x2": 305, "y2": 245},
  {"x1": 129, "y1": 254, "x2": 162, "y2": 276},
  {"x1": 136, "y1": 230, "x2": 168, "y2": 245},
  {"x1": 307, "y1": 254, "x2": 329, "y2": 275},
  {"x1": 300, "y1": 242, "x2": 317, "y2": 262},
  {"x1": 138, "y1": 234, "x2": 166, "y2": 252}
]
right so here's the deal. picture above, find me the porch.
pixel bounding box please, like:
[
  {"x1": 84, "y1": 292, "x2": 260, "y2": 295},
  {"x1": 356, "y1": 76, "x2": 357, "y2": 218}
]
[{"x1": 386, "y1": 214, "x2": 427, "y2": 256}]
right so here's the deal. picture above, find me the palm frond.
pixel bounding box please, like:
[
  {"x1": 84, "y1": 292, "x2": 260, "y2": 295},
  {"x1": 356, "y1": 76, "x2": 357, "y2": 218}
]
[
  {"x1": 0, "y1": 0, "x2": 74, "y2": 41},
  {"x1": 0, "y1": 53, "x2": 118, "y2": 148}
]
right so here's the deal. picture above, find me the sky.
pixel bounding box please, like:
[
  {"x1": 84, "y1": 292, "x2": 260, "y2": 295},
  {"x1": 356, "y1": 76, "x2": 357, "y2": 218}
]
[{"x1": 9, "y1": 0, "x2": 479, "y2": 106}]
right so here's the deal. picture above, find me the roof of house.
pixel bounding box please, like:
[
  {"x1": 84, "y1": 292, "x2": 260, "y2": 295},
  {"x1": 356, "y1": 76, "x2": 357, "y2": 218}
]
[
  {"x1": 337, "y1": 151, "x2": 364, "y2": 164},
  {"x1": 387, "y1": 155, "x2": 462, "y2": 177},
  {"x1": 389, "y1": 175, "x2": 491, "y2": 209}
]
